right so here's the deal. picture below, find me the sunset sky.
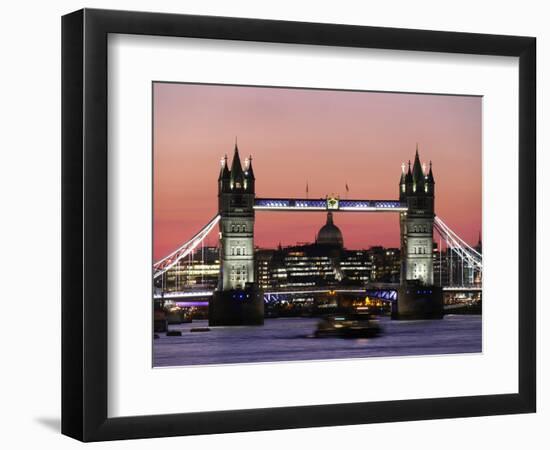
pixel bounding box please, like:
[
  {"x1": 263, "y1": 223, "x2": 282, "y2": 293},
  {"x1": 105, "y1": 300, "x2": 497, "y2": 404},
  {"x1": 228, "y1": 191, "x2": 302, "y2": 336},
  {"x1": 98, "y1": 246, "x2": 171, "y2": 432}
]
[{"x1": 153, "y1": 83, "x2": 481, "y2": 261}]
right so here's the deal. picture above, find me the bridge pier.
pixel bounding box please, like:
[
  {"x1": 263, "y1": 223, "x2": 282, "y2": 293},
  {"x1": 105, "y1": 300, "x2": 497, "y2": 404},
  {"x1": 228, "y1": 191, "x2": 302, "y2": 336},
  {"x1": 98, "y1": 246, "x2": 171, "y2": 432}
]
[
  {"x1": 393, "y1": 282, "x2": 443, "y2": 320},
  {"x1": 209, "y1": 285, "x2": 264, "y2": 326}
]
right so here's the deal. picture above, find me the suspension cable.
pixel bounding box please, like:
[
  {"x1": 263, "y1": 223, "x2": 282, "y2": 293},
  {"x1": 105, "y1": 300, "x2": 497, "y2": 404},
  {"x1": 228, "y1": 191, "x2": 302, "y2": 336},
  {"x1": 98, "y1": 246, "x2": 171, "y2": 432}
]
[{"x1": 153, "y1": 214, "x2": 220, "y2": 279}]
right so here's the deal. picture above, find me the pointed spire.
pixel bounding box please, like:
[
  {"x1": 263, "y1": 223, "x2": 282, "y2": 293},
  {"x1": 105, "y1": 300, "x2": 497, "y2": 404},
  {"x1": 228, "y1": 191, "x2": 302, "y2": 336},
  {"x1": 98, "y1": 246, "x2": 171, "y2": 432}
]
[
  {"x1": 219, "y1": 154, "x2": 230, "y2": 181},
  {"x1": 244, "y1": 154, "x2": 255, "y2": 180},
  {"x1": 326, "y1": 211, "x2": 334, "y2": 225},
  {"x1": 230, "y1": 141, "x2": 244, "y2": 183},
  {"x1": 232, "y1": 141, "x2": 241, "y2": 166},
  {"x1": 412, "y1": 144, "x2": 424, "y2": 187},
  {"x1": 399, "y1": 162, "x2": 406, "y2": 185},
  {"x1": 427, "y1": 160, "x2": 435, "y2": 183},
  {"x1": 405, "y1": 160, "x2": 413, "y2": 183},
  {"x1": 218, "y1": 156, "x2": 224, "y2": 181}
]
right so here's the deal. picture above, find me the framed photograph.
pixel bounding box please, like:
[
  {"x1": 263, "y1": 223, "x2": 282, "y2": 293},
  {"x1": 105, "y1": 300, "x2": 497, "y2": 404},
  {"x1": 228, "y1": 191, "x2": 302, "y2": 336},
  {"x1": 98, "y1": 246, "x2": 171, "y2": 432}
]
[{"x1": 62, "y1": 8, "x2": 536, "y2": 441}]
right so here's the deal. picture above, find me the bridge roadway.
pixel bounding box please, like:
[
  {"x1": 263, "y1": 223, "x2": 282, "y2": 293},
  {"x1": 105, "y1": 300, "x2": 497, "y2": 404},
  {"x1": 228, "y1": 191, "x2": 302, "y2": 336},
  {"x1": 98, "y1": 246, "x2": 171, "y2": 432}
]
[
  {"x1": 154, "y1": 285, "x2": 481, "y2": 300},
  {"x1": 154, "y1": 285, "x2": 397, "y2": 300}
]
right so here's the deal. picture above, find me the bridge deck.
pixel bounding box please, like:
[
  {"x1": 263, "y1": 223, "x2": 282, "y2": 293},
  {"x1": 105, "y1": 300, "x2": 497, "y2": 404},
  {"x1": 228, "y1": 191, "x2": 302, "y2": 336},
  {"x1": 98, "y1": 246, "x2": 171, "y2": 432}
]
[{"x1": 154, "y1": 284, "x2": 481, "y2": 300}]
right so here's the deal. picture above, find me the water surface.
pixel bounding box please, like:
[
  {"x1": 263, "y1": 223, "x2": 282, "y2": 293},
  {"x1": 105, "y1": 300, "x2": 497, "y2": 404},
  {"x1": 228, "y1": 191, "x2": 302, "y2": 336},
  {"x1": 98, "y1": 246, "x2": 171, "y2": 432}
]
[{"x1": 153, "y1": 315, "x2": 481, "y2": 367}]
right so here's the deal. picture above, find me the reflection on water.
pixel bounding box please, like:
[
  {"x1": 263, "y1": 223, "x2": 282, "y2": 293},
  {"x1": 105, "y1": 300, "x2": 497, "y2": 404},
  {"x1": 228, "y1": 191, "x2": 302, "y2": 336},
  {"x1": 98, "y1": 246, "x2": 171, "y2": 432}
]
[{"x1": 153, "y1": 315, "x2": 481, "y2": 367}]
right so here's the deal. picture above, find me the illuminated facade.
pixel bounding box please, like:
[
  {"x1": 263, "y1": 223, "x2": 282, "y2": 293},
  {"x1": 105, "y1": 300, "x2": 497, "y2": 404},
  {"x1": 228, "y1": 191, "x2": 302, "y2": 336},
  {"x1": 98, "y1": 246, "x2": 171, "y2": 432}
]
[
  {"x1": 399, "y1": 146, "x2": 436, "y2": 285},
  {"x1": 367, "y1": 246, "x2": 401, "y2": 283},
  {"x1": 217, "y1": 143, "x2": 256, "y2": 290}
]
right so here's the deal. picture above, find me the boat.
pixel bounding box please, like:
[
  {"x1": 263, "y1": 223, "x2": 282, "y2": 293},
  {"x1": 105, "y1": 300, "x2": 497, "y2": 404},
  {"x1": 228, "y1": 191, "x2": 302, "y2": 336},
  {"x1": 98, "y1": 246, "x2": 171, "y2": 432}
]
[{"x1": 314, "y1": 313, "x2": 382, "y2": 338}]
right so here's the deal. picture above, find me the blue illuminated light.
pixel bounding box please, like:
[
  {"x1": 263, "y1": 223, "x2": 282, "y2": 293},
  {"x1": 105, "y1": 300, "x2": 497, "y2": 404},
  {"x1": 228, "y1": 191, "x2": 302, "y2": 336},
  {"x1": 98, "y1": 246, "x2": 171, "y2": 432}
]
[{"x1": 255, "y1": 198, "x2": 405, "y2": 211}]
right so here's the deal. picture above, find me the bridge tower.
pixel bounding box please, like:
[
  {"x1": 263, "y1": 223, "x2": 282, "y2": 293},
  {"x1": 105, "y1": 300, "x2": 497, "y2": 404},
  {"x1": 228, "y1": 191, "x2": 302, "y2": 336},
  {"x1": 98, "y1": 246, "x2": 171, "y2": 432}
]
[
  {"x1": 209, "y1": 142, "x2": 264, "y2": 326},
  {"x1": 396, "y1": 146, "x2": 442, "y2": 319},
  {"x1": 400, "y1": 146, "x2": 435, "y2": 284}
]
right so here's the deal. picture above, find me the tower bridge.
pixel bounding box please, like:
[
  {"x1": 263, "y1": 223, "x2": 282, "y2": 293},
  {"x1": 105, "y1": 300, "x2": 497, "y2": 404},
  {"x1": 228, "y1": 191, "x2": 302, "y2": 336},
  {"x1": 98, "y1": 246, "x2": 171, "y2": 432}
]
[{"x1": 154, "y1": 143, "x2": 482, "y2": 325}]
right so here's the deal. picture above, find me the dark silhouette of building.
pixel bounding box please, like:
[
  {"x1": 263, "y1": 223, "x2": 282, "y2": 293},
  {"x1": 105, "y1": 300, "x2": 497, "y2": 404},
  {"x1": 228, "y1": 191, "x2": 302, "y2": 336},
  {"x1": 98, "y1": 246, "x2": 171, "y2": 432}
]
[{"x1": 316, "y1": 212, "x2": 344, "y2": 247}]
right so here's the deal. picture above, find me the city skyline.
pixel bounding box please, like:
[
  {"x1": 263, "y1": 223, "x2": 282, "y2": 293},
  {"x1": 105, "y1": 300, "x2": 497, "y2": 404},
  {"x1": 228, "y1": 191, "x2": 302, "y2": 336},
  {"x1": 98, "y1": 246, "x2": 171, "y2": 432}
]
[{"x1": 153, "y1": 83, "x2": 481, "y2": 261}]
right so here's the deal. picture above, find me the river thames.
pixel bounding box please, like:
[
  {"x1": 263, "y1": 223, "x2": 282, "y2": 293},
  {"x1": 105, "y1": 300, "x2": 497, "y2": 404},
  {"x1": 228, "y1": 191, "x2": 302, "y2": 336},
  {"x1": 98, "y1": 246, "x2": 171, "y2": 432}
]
[{"x1": 153, "y1": 314, "x2": 481, "y2": 367}]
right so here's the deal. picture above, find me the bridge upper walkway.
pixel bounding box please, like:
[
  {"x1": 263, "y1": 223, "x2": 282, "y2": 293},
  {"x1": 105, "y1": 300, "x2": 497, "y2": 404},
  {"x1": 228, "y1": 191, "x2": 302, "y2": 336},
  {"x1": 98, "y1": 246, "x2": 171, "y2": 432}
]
[{"x1": 254, "y1": 198, "x2": 407, "y2": 212}]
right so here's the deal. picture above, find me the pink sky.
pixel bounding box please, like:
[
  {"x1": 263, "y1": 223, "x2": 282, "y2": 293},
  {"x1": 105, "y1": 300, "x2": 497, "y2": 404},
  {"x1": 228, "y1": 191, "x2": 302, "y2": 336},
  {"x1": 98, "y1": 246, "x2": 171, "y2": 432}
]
[{"x1": 153, "y1": 83, "x2": 481, "y2": 261}]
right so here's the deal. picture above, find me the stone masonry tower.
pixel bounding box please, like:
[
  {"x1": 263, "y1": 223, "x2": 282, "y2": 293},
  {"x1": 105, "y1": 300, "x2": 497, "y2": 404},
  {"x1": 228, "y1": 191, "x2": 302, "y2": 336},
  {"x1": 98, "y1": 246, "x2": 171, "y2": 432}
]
[
  {"x1": 399, "y1": 145, "x2": 435, "y2": 285},
  {"x1": 217, "y1": 143, "x2": 256, "y2": 290},
  {"x1": 210, "y1": 141, "x2": 263, "y2": 326},
  {"x1": 396, "y1": 145, "x2": 442, "y2": 319}
]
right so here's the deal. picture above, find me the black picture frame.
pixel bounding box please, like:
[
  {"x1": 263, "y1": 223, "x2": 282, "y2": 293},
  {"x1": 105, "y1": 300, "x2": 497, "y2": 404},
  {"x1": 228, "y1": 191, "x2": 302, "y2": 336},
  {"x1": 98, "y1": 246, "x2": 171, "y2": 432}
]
[{"x1": 61, "y1": 8, "x2": 536, "y2": 442}]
